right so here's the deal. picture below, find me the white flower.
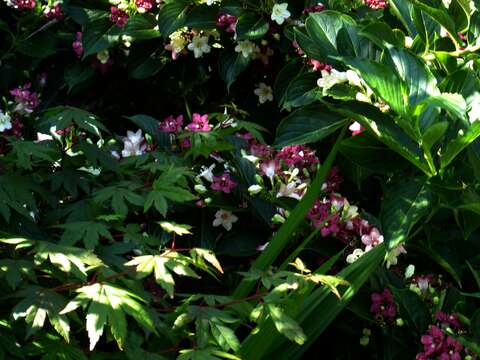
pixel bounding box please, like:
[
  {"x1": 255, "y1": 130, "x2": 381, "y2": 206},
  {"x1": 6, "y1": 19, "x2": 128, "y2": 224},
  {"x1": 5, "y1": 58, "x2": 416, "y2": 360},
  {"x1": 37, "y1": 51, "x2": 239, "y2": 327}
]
[
  {"x1": 213, "y1": 209, "x2": 238, "y2": 231},
  {"x1": 404, "y1": 36, "x2": 413, "y2": 48},
  {"x1": 187, "y1": 35, "x2": 211, "y2": 58},
  {"x1": 121, "y1": 129, "x2": 146, "y2": 157},
  {"x1": 36, "y1": 132, "x2": 53, "y2": 142},
  {"x1": 271, "y1": 3, "x2": 291, "y2": 25},
  {"x1": 201, "y1": 0, "x2": 221, "y2": 5},
  {"x1": 276, "y1": 182, "x2": 303, "y2": 200},
  {"x1": 405, "y1": 264, "x2": 415, "y2": 279},
  {"x1": 248, "y1": 184, "x2": 263, "y2": 195},
  {"x1": 468, "y1": 93, "x2": 480, "y2": 123},
  {"x1": 385, "y1": 244, "x2": 407, "y2": 268},
  {"x1": 234, "y1": 40, "x2": 257, "y2": 58},
  {"x1": 97, "y1": 49, "x2": 110, "y2": 64},
  {"x1": 349, "y1": 121, "x2": 363, "y2": 133},
  {"x1": 197, "y1": 163, "x2": 216, "y2": 182},
  {"x1": 346, "y1": 70, "x2": 362, "y2": 87},
  {"x1": 317, "y1": 69, "x2": 348, "y2": 91},
  {"x1": 254, "y1": 83, "x2": 274, "y2": 104},
  {"x1": 355, "y1": 92, "x2": 371, "y2": 103},
  {"x1": 256, "y1": 242, "x2": 269, "y2": 251},
  {"x1": 0, "y1": 111, "x2": 12, "y2": 132},
  {"x1": 346, "y1": 248, "x2": 364, "y2": 264}
]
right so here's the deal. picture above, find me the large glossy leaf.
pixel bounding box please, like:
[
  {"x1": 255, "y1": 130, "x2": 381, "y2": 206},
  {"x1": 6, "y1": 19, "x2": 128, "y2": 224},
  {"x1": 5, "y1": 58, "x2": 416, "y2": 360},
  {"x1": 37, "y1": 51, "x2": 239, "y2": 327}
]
[
  {"x1": 236, "y1": 13, "x2": 269, "y2": 40},
  {"x1": 440, "y1": 121, "x2": 480, "y2": 169},
  {"x1": 380, "y1": 178, "x2": 434, "y2": 249},
  {"x1": 218, "y1": 50, "x2": 251, "y2": 90},
  {"x1": 274, "y1": 105, "x2": 347, "y2": 147}
]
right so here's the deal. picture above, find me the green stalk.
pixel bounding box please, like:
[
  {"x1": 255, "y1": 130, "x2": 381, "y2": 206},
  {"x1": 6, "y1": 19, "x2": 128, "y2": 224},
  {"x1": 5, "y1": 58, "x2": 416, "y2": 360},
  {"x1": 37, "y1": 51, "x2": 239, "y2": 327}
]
[{"x1": 233, "y1": 126, "x2": 348, "y2": 299}]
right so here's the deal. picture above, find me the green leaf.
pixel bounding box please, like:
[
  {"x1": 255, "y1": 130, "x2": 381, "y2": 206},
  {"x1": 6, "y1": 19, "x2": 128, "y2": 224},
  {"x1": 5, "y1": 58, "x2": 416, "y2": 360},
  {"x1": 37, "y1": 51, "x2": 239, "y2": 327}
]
[
  {"x1": 218, "y1": 50, "x2": 251, "y2": 90},
  {"x1": 93, "y1": 182, "x2": 144, "y2": 216},
  {"x1": 274, "y1": 105, "x2": 347, "y2": 147},
  {"x1": 33, "y1": 241, "x2": 103, "y2": 280},
  {"x1": 380, "y1": 178, "x2": 433, "y2": 249},
  {"x1": 440, "y1": 121, "x2": 480, "y2": 169},
  {"x1": 82, "y1": 18, "x2": 121, "y2": 57},
  {"x1": 157, "y1": 0, "x2": 189, "y2": 37},
  {"x1": 125, "y1": 252, "x2": 200, "y2": 298},
  {"x1": 59, "y1": 221, "x2": 112, "y2": 249},
  {"x1": 40, "y1": 106, "x2": 108, "y2": 136},
  {"x1": 236, "y1": 13, "x2": 269, "y2": 40},
  {"x1": 64, "y1": 64, "x2": 95, "y2": 92},
  {"x1": 13, "y1": 286, "x2": 70, "y2": 342},
  {"x1": 391, "y1": 287, "x2": 430, "y2": 334},
  {"x1": 210, "y1": 323, "x2": 240, "y2": 352},
  {"x1": 10, "y1": 141, "x2": 59, "y2": 170},
  {"x1": 279, "y1": 72, "x2": 320, "y2": 109},
  {"x1": 61, "y1": 283, "x2": 157, "y2": 350},
  {"x1": 124, "y1": 15, "x2": 161, "y2": 39},
  {"x1": 0, "y1": 259, "x2": 32, "y2": 289},
  {"x1": 267, "y1": 305, "x2": 306, "y2": 345},
  {"x1": 341, "y1": 57, "x2": 409, "y2": 121}
]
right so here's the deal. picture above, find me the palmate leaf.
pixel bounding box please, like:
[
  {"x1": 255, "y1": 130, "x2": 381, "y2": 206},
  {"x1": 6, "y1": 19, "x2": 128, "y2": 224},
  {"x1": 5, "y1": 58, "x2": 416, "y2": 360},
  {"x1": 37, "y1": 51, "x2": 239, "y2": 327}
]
[
  {"x1": 12, "y1": 286, "x2": 70, "y2": 342},
  {"x1": 60, "y1": 283, "x2": 157, "y2": 350},
  {"x1": 125, "y1": 252, "x2": 200, "y2": 298},
  {"x1": 33, "y1": 241, "x2": 103, "y2": 280},
  {"x1": 93, "y1": 182, "x2": 145, "y2": 216},
  {"x1": 0, "y1": 259, "x2": 33, "y2": 289},
  {"x1": 58, "y1": 221, "x2": 112, "y2": 249},
  {"x1": 9, "y1": 141, "x2": 60, "y2": 170},
  {"x1": 40, "y1": 106, "x2": 108, "y2": 137}
]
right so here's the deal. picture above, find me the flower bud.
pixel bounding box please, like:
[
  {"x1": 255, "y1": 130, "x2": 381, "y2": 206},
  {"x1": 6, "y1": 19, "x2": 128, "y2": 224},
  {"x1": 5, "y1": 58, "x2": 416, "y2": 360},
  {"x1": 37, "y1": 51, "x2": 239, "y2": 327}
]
[
  {"x1": 396, "y1": 318, "x2": 404, "y2": 327},
  {"x1": 359, "y1": 336, "x2": 369, "y2": 346},
  {"x1": 272, "y1": 214, "x2": 285, "y2": 224},
  {"x1": 433, "y1": 296, "x2": 440, "y2": 305},
  {"x1": 204, "y1": 197, "x2": 212, "y2": 204},
  {"x1": 362, "y1": 328, "x2": 371, "y2": 336},
  {"x1": 248, "y1": 184, "x2": 263, "y2": 195},
  {"x1": 194, "y1": 184, "x2": 207, "y2": 194}
]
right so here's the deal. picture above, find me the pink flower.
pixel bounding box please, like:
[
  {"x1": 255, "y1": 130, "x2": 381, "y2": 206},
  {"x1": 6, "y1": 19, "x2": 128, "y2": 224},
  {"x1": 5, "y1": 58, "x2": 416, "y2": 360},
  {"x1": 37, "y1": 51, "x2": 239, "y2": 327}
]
[
  {"x1": 370, "y1": 288, "x2": 397, "y2": 321},
  {"x1": 11, "y1": 0, "x2": 36, "y2": 10},
  {"x1": 292, "y1": 41, "x2": 304, "y2": 56},
  {"x1": 321, "y1": 166, "x2": 343, "y2": 192},
  {"x1": 180, "y1": 137, "x2": 191, "y2": 149},
  {"x1": 159, "y1": 115, "x2": 184, "y2": 133},
  {"x1": 72, "y1": 32, "x2": 83, "y2": 58},
  {"x1": 276, "y1": 145, "x2": 319, "y2": 170},
  {"x1": 110, "y1": 6, "x2": 129, "y2": 28},
  {"x1": 10, "y1": 84, "x2": 39, "y2": 114},
  {"x1": 308, "y1": 59, "x2": 332, "y2": 72},
  {"x1": 135, "y1": 0, "x2": 154, "y2": 12},
  {"x1": 435, "y1": 311, "x2": 462, "y2": 330},
  {"x1": 44, "y1": 3, "x2": 63, "y2": 18},
  {"x1": 186, "y1": 113, "x2": 211, "y2": 132},
  {"x1": 303, "y1": 3, "x2": 325, "y2": 14},
  {"x1": 211, "y1": 172, "x2": 237, "y2": 194},
  {"x1": 361, "y1": 227, "x2": 384, "y2": 251},
  {"x1": 349, "y1": 121, "x2": 364, "y2": 136},
  {"x1": 365, "y1": 0, "x2": 387, "y2": 9},
  {"x1": 217, "y1": 13, "x2": 237, "y2": 33}
]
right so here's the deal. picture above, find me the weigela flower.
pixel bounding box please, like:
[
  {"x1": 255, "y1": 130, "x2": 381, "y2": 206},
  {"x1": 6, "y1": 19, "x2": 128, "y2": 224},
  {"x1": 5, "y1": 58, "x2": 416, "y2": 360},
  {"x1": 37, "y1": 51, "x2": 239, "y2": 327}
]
[
  {"x1": 159, "y1": 115, "x2": 183, "y2": 133},
  {"x1": 260, "y1": 159, "x2": 280, "y2": 179},
  {"x1": 186, "y1": 113, "x2": 211, "y2": 132},
  {"x1": 135, "y1": 0, "x2": 154, "y2": 13},
  {"x1": 276, "y1": 145, "x2": 319, "y2": 170},
  {"x1": 317, "y1": 69, "x2": 349, "y2": 91},
  {"x1": 201, "y1": 0, "x2": 221, "y2": 5},
  {"x1": 370, "y1": 288, "x2": 397, "y2": 321},
  {"x1": 197, "y1": 164, "x2": 216, "y2": 183},
  {"x1": 211, "y1": 172, "x2": 237, "y2": 193},
  {"x1": 213, "y1": 209, "x2": 238, "y2": 231},
  {"x1": 121, "y1": 129, "x2": 147, "y2": 157},
  {"x1": 416, "y1": 325, "x2": 464, "y2": 360},
  {"x1": 308, "y1": 60, "x2": 332, "y2": 72},
  {"x1": 187, "y1": 35, "x2": 211, "y2": 58},
  {"x1": 10, "y1": 84, "x2": 39, "y2": 115},
  {"x1": 217, "y1": 13, "x2": 237, "y2": 33},
  {"x1": 0, "y1": 111, "x2": 12, "y2": 132},
  {"x1": 110, "y1": 6, "x2": 129, "y2": 28},
  {"x1": 254, "y1": 83, "x2": 274, "y2": 104},
  {"x1": 9, "y1": 0, "x2": 36, "y2": 10},
  {"x1": 271, "y1": 3, "x2": 291, "y2": 25},
  {"x1": 303, "y1": 3, "x2": 325, "y2": 14},
  {"x1": 361, "y1": 227, "x2": 384, "y2": 251},
  {"x1": 385, "y1": 244, "x2": 406, "y2": 268},
  {"x1": 277, "y1": 181, "x2": 305, "y2": 200},
  {"x1": 346, "y1": 248, "x2": 364, "y2": 263},
  {"x1": 248, "y1": 184, "x2": 263, "y2": 195},
  {"x1": 365, "y1": 0, "x2": 387, "y2": 9},
  {"x1": 44, "y1": 2, "x2": 63, "y2": 18},
  {"x1": 72, "y1": 32, "x2": 83, "y2": 58},
  {"x1": 235, "y1": 40, "x2": 257, "y2": 58}
]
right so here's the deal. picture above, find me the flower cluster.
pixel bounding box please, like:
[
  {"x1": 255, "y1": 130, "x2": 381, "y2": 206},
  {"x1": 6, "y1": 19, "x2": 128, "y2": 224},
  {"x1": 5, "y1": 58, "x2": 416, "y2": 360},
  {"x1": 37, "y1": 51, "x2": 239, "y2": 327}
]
[
  {"x1": 365, "y1": 0, "x2": 388, "y2": 9},
  {"x1": 10, "y1": 84, "x2": 40, "y2": 115},
  {"x1": 110, "y1": 6, "x2": 129, "y2": 28},
  {"x1": 416, "y1": 325, "x2": 466, "y2": 360},
  {"x1": 370, "y1": 287, "x2": 397, "y2": 322}
]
